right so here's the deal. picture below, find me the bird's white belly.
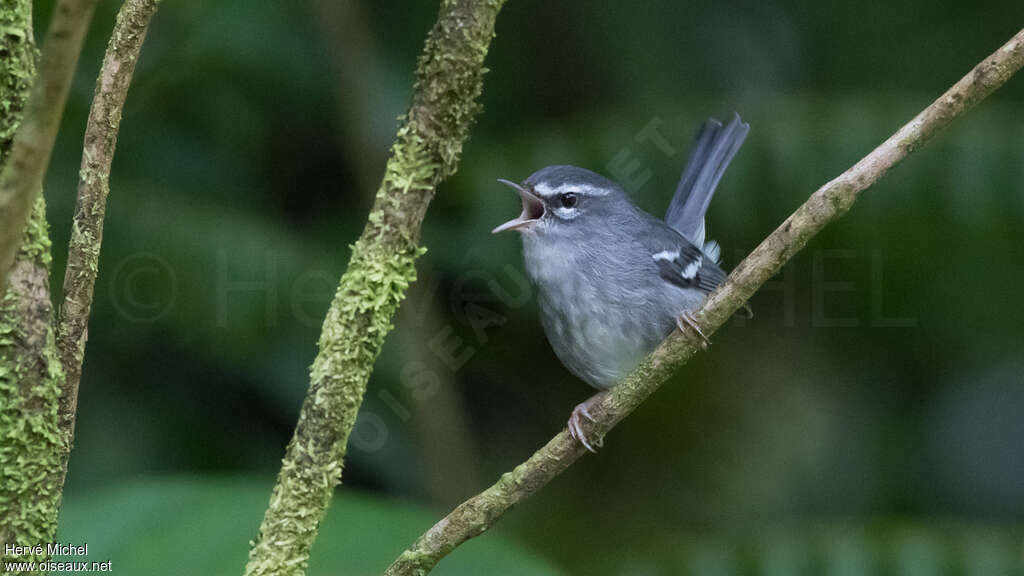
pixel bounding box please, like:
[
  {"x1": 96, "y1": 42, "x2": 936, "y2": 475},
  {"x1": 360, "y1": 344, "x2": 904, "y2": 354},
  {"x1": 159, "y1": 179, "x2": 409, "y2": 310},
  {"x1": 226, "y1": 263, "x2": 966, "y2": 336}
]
[
  {"x1": 550, "y1": 314, "x2": 633, "y2": 387},
  {"x1": 536, "y1": 278, "x2": 667, "y2": 389},
  {"x1": 523, "y1": 232, "x2": 677, "y2": 389}
]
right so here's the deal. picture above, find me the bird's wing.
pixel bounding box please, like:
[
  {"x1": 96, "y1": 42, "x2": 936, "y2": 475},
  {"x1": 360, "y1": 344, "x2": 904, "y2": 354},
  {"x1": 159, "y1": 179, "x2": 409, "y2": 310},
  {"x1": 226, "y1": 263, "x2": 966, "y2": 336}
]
[{"x1": 642, "y1": 218, "x2": 727, "y2": 294}]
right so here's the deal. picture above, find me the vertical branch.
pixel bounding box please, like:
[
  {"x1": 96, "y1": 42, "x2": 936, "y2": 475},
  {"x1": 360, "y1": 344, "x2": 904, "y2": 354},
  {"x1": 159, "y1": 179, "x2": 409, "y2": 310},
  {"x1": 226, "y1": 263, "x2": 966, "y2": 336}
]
[
  {"x1": 56, "y1": 0, "x2": 162, "y2": 480},
  {"x1": 0, "y1": 199, "x2": 63, "y2": 571},
  {"x1": 0, "y1": 0, "x2": 99, "y2": 292},
  {"x1": 383, "y1": 27, "x2": 1024, "y2": 576},
  {"x1": 243, "y1": 1, "x2": 506, "y2": 574},
  {"x1": 0, "y1": 1, "x2": 66, "y2": 569},
  {"x1": 1, "y1": 1, "x2": 157, "y2": 566}
]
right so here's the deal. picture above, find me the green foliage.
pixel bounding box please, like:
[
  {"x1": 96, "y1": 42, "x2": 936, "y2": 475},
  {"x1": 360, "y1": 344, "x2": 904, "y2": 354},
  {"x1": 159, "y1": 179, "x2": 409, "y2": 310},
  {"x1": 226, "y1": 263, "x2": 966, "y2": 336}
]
[
  {"x1": 577, "y1": 524, "x2": 1024, "y2": 575},
  {"x1": 55, "y1": 478, "x2": 563, "y2": 576},
  {"x1": 52, "y1": 479, "x2": 1024, "y2": 576}
]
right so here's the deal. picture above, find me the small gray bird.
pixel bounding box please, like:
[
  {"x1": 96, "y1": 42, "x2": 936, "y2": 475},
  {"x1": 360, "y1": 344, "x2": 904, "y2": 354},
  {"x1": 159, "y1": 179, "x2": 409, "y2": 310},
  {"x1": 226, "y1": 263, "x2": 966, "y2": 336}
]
[{"x1": 492, "y1": 114, "x2": 749, "y2": 452}]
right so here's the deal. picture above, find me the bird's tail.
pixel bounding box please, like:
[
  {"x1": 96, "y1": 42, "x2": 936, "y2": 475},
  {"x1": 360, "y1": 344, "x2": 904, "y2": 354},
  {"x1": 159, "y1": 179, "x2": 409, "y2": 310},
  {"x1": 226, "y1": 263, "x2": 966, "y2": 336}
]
[{"x1": 664, "y1": 113, "x2": 749, "y2": 247}]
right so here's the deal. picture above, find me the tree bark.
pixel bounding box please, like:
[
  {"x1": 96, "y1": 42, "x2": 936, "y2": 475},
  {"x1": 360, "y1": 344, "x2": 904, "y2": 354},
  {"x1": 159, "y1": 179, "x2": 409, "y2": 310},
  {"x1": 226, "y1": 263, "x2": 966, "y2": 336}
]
[
  {"x1": 56, "y1": 0, "x2": 162, "y2": 485},
  {"x1": 243, "y1": 1, "x2": 507, "y2": 575},
  {"x1": 383, "y1": 27, "x2": 1024, "y2": 576},
  {"x1": 0, "y1": 0, "x2": 98, "y2": 292},
  {"x1": 0, "y1": 2, "x2": 66, "y2": 571},
  {"x1": 1, "y1": 2, "x2": 158, "y2": 569}
]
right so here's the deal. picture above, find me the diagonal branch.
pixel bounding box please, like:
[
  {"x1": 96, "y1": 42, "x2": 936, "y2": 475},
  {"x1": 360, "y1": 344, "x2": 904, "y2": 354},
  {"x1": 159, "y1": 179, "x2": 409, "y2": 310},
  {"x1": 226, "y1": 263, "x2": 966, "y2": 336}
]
[
  {"x1": 0, "y1": 0, "x2": 99, "y2": 293},
  {"x1": 55, "y1": 0, "x2": 162, "y2": 491},
  {"x1": 383, "y1": 27, "x2": 1024, "y2": 576},
  {"x1": 243, "y1": 1, "x2": 506, "y2": 575}
]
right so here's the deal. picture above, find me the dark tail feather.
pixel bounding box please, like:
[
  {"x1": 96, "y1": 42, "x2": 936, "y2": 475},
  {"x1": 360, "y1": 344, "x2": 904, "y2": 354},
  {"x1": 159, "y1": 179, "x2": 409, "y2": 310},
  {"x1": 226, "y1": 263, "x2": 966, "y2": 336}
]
[{"x1": 665, "y1": 113, "x2": 750, "y2": 245}]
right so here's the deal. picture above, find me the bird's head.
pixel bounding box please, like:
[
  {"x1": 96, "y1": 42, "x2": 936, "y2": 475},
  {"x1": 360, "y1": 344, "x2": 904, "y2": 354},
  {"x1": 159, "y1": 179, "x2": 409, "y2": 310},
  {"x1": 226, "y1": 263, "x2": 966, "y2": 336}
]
[{"x1": 492, "y1": 165, "x2": 632, "y2": 236}]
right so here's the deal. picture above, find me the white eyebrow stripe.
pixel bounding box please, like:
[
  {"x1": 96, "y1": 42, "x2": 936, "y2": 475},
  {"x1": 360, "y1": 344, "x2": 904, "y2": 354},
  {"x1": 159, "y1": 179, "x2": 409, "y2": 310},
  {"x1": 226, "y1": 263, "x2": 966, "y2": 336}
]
[{"x1": 532, "y1": 182, "x2": 611, "y2": 198}]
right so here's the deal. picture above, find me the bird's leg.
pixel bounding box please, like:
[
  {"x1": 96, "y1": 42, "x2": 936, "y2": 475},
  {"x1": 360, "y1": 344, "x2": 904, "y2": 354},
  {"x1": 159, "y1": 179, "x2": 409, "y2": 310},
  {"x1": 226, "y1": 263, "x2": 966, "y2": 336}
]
[
  {"x1": 569, "y1": 390, "x2": 609, "y2": 453},
  {"x1": 676, "y1": 310, "x2": 711, "y2": 348}
]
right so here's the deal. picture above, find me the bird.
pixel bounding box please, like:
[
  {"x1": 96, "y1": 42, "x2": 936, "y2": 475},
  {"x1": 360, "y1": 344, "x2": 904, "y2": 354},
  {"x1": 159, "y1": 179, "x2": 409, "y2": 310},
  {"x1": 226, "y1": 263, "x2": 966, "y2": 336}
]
[{"x1": 492, "y1": 113, "x2": 750, "y2": 452}]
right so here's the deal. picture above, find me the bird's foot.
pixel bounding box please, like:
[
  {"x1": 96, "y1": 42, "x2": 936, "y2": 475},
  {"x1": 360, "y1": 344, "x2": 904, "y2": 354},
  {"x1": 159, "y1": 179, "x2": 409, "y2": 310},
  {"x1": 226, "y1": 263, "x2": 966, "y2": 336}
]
[
  {"x1": 676, "y1": 310, "x2": 711, "y2": 348},
  {"x1": 568, "y1": 391, "x2": 608, "y2": 453}
]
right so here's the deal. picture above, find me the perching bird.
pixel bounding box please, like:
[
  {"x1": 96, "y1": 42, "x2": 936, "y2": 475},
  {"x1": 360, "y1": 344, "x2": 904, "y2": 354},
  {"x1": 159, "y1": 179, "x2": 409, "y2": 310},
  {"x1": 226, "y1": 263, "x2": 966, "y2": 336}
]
[{"x1": 492, "y1": 113, "x2": 749, "y2": 452}]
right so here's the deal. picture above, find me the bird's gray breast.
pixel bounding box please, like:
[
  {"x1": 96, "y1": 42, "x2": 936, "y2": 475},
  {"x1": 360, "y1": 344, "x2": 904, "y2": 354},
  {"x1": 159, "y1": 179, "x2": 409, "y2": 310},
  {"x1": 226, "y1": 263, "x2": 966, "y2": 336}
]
[{"x1": 522, "y1": 233, "x2": 678, "y2": 389}]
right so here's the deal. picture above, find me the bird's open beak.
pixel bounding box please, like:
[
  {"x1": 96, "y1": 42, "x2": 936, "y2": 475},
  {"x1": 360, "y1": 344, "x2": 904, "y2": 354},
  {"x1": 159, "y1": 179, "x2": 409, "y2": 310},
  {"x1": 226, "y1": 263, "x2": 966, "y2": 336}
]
[{"x1": 492, "y1": 179, "x2": 545, "y2": 233}]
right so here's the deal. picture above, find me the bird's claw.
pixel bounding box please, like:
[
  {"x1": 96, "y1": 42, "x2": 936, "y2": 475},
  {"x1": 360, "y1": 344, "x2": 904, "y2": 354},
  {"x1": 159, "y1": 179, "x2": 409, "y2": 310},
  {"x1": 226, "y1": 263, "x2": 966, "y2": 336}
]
[
  {"x1": 676, "y1": 311, "x2": 711, "y2": 348},
  {"x1": 568, "y1": 393, "x2": 606, "y2": 453}
]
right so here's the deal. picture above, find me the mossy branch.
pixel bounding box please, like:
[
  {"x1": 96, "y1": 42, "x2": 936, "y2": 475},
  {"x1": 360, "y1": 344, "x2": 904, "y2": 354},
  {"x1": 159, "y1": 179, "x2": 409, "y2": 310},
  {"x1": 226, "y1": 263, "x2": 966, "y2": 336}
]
[
  {"x1": 383, "y1": 27, "x2": 1024, "y2": 576},
  {"x1": 0, "y1": 1, "x2": 66, "y2": 570},
  {"x1": 0, "y1": 202, "x2": 64, "y2": 572},
  {"x1": 243, "y1": 1, "x2": 506, "y2": 575},
  {"x1": 56, "y1": 0, "x2": 161, "y2": 483},
  {"x1": 0, "y1": 0, "x2": 99, "y2": 293}
]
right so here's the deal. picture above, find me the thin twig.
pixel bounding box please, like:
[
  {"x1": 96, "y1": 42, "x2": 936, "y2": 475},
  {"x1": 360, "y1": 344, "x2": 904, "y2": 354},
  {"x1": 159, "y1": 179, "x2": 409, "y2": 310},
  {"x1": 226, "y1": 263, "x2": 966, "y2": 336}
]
[
  {"x1": 383, "y1": 27, "x2": 1024, "y2": 576},
  {"x1": 55, "y1": 0, "x2": 162, "y2": 492},
  {"x1": 0, "y1": 0, "x2": 99, "y2": 293},
  {"x1": 243, "y1": 1, "x2": 507, "y2": 575}
]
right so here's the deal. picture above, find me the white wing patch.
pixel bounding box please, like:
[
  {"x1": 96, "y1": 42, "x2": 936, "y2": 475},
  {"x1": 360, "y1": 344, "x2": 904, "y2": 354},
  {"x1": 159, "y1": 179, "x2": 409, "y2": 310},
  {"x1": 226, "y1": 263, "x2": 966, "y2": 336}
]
[
  {"x1": 652, "y1": 249, "x2": 702, "y2": 280},
  {"x1": 652, "y1": 249, "x2": 680, "y2": 262},
  {"x1": 680, "y1": 256, "x2": 702, "y2": 279}
]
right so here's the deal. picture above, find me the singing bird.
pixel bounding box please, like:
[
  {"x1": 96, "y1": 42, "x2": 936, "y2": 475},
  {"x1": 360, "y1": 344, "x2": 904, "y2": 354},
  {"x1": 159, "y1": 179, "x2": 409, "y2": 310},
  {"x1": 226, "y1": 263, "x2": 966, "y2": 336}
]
[{"x1": 492, "y1": 114, "x2": 749, "y2": 451}]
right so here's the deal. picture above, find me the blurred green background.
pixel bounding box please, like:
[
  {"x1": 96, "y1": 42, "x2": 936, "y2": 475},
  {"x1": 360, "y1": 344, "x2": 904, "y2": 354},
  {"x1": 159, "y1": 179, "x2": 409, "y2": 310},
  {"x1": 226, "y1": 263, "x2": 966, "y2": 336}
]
[{"x1": 31, "y1": 0, "x2": 1024, "y2": 574}]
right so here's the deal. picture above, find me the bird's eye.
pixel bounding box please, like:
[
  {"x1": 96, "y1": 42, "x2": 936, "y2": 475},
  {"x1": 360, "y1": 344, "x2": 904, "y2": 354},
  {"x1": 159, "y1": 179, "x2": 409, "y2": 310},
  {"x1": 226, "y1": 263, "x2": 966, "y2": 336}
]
[{"x1": 559, "y1": 193, "x2": 578, "y2": 209}]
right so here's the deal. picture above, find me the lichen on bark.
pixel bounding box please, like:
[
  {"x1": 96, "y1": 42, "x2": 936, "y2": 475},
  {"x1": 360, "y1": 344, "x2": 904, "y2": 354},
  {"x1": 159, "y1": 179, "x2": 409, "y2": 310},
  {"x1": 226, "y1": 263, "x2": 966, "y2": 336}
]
[
  {"x1": 0, "y1": 0, "x2": 66, "y2": 566},
  {"x1": 0, "y1": 0, "x2": 99, "y2": 292},
  {"x1": 57, "y1": 0, "x2": 161, "y2": 478},
  {"x1": 0, "y1": 200, "x2": 65, "y2": 570},
  {"x1": 243, "y1": 1, "x2": 506, "y2": 575}
]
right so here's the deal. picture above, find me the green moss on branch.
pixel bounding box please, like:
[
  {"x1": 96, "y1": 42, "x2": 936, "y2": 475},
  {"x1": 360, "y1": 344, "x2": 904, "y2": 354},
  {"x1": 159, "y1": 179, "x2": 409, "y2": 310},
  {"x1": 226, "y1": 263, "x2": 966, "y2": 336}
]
[
  {"x1": 243, "y1": 1, "x2": 506, "y2": 575},
  {"x1": 0, "y1": 200, "x2": 64, "y2": 573},
  {"x1": 0, "y1": 1, "x2": 65, "y2": 568},
  {"x1": 0, "y1": 0, "x2": 99, "y2": 292}
]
